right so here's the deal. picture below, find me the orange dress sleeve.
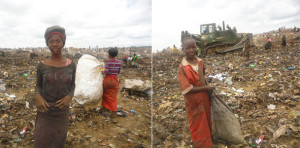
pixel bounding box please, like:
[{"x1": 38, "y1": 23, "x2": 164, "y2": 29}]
[{"x1": 178, "y1": 64, "x2": 193, "y2": 95}]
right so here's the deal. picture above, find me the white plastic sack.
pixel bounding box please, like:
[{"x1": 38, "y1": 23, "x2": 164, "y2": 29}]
[
  {"x1": 74, "y1": 54, "x2": 104, "y2": 105},
  {"x1": 123, "y1": 79, "x2": 151, "y2": 91}
]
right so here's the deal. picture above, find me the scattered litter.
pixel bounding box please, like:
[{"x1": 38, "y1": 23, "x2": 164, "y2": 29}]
[
  {"x1": 268, "y1": 93, "x2": 276, "y2": 100},
  {"x1": 255, "y1": 135, "x2": 264, "y2": 145},
  {"x1": 0, "y1": 84, "x2": 6, "y2": 92},
  {"x1": 124, "y1": 79, "x2": 151, "y2": 91},
  {"x1": 130, "y1": 109, "x2": 136, "y2": 114},
  {"x1": 228, "y1": 64, "x2": 233, "y2": 69},
  {"x1": 3, "y1": 71, "x2": 9, "y2": 78},
  {"x1": 273, "y1": 124, "x2": 298, "y2": 140},
  {"x1": 208, "y1": 73, "x2": 227, "y2": 81},
  {"x1": 214, "y1": 63, "x2": 220, "y2": 66},
  {"x1": 236, "y1": 89, "x2": 244, "y2": 93},
  {"x1": 13, "y1": 137, "x2": 22, "y2": 143},
  {"x1": 267, "y1": 104, "x2": 276, "y2": 110},
  {"x1": 232, "y1": 87, "x2": 237, "y2": 91},
  {"x1": 25, "y1": 101, "x2": 29, "y2": 109},
  {"x1": 20, "y1": 125, "x2": 27, "y2": 138},
  {"x1": 9, "y1": 94, "x2": 16, "y2": 98}
]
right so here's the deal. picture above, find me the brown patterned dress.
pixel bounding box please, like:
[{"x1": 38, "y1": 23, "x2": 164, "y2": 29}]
[{"x1": 34, "y1": 59, "x2": 76, "y2": 148}]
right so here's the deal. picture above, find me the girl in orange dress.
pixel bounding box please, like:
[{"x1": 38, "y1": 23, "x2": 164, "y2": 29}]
[
  {"x1": 178, "y1": 37, "x2": 214, "y2": 148},
  {"x1": 101, "y1": 48, "x2": 121, "y2": 123}
]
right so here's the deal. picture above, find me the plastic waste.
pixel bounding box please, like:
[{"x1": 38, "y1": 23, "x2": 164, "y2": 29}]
[
  {"x1": 267, "y1": 104, "x2": 276, "y2": 110},
  {"x1": 3, "y1": 71, "x2": 8, "y2": 78},
  {"x1": 236, "y1": 89, "x2": 244, "y2": 93},
  {"x1": 228, "y1": 64, "x2": 233, "y2": 69},
  {"x1": 208, "y1": 73, "x2": 227, "y2": 81},
  {"x1": 117, "y1": 107, "x2": 127, "y2": 117},
  {"x1": 123, "y1": 79, "x2": 151, "y2": 91},
  {"x1": 0, "y1": 84, "x2": 6, "y2": 92},
  {"x1": 20, "y1": 125, "x2": 27, "y2": 138},
  {"x1": 255, "y1": 135, "x2": 264, "y2": 145},
  {"x1": 9, "y1": 94, "x2": 16, "y2": 98},
  {"x1": 13, "y1": 137, "x2": 22, "y2": 143},
  {"x1": 268, "y1": 93, "x2": 276, "y2": 99},
  {"x1": 0, "y1": 114, "x2": 8, "y2": 123},
  {"x1": 117, "y1": 111, "x2": 127, "y2": 117},
  {"x1": 225, "y1": 77, "x2": 233, "y2": 86},
  {"x1": 273, "y1": 124, "x2": 298, "y2": 140},
  {"x1": 25, "y1": 101, "x2": 29, "y2": 109},
  {"x1": 232, "y1": 87, "x2": 237, "y2": 91},
  {"x1": 130, "y1": 109, "x2": 136, "y2": 114}
]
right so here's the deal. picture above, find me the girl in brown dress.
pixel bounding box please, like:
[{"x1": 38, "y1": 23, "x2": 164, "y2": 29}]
[{"x1": 34, "y1": 25, "x2": 76, "y2": 148}]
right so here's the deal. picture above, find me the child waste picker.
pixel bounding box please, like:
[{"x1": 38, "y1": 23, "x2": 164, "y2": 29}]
[
  {"x1": 34, "y1": 25, "x2": 76, "y2": 148},
  {"x1": 101, "y1": 48, "x2": 121, "y2": 123},
  {"x1": 178, "y1": 37, "x2": 214, "y2": 148}
]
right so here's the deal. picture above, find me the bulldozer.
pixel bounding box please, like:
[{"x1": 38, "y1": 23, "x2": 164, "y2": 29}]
[{"x1": 181, "y1": 21, "x2": 254, "y2": 56}]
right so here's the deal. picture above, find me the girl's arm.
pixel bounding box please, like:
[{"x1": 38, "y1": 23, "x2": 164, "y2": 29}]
[
  {"x1": 35, "y1": 63, "x2": 49, "y2": 112},
  {"x1": 189, "y1": 85, "x2": 214, "y2": 93},
  {"x1": 103, "y1": 62, "x2": 109, "y2": 75},
  {"x1": 118, "y1": 60, "x2": 121, "y2": 74},
  {"x1": 35, "y1": 63, "x2": 43, "y2": 95},
  {"x1": 67, "y1": 62, "x2": 76, "y2": 97}
]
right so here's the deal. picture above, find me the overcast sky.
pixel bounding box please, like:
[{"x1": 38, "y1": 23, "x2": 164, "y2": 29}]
[
  {"x1": 153, "y1": 0, "x2": 300, "y2": 52},
  {"x1": 0, "y1": 0, "x2": 151, "y2": 48}
]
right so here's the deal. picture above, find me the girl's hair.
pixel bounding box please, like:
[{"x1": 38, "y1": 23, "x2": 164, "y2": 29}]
[
  {"x1": 44, "y1": 25, "x2": 66, "y2": 46},
  {"x1": 108, "y1": 48, "x2": 118, "y2": 57},
  {"x1": 182, "y1": 37, "x2": 196, "y2": 49}
]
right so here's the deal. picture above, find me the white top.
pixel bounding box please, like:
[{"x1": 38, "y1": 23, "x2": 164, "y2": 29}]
[{"x1": 191, "y1": 65, "x2": 198, "y2": 73}]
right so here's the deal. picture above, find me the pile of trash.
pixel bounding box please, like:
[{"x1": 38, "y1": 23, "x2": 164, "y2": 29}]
[
  {"x1": 0, "y1": 50, "x2": 151, "y2": 147},
  {"x1": 153, "y1": 31, "x2": 300, "y2": 147}
]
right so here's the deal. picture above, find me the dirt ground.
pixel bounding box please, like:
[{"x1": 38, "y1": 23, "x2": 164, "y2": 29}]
[
  {"x1": 153, "y1": 30, "x2": 300, "y2": 147},
  {"x1": 0, "y1": 51, "x2": 151, "y2": 148},
  {"x1": 1, "y1": 30, "x2": 300, "y2": 148}
]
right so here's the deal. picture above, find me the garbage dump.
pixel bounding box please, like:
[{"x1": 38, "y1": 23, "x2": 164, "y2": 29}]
[
  {"x1": 0, "y1": 48, "x2": 151, "y2": 147},
  {"x1": 153, "y1": 30, "x2": 300, "y2": 147}
]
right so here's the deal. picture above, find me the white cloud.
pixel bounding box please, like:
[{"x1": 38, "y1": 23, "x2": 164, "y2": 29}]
[
  {"x1": 0, "y1": 0, "x2": 151, "y2": 48},
  {"x1": 153, "y1": 0, "x2": 300, "y2": 51}
]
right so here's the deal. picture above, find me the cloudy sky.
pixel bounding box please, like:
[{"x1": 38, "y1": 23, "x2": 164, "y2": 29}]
[
  {"x1": 153, "y1": 0, "x2": 300, "y2": 51},
  {"x1": 0, "y1": 0, "x2": 151, "y2": 48}
]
